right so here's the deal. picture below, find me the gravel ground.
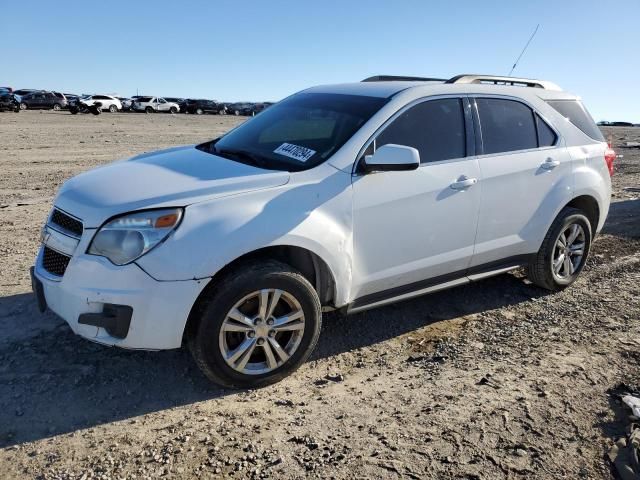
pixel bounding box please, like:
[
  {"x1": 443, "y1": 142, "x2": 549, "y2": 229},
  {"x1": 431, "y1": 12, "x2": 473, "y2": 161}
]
[{"x1": 1, "y1": 111, "x2": 639, "y2": 479}]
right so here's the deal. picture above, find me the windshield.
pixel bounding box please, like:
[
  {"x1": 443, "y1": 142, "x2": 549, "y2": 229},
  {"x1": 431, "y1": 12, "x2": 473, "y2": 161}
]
[{"x1": 203, "y1": 93, "x2": 388, "y2": 171}]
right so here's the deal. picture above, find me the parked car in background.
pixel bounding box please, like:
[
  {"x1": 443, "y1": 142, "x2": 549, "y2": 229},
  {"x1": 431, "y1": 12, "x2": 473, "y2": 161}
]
[
  {"x1": 183, "y1": 99, "x2": 225, "y2": 115},
  {"x1": 225, "y1": 102, "x2": 253, "y2": 116},
  {"x1": 19, "y1": 91, "x2": 67, "y2": 110},
  {"x1": 0, "y1": 86, "x2": 13, "y2": 94},
  {"x1": 52, "y1": 92, "x2": 68, "y2": 106},
  {"x1": 164, "y1": 97, "x2": 185, "y2": 105},
  {"x1": 77, "y1": 95, "x2": 122, "y2": 112},
  {"x1": 117, "y1": 97, "x2": 133, "y2": 111},
  {"x1": 131, "y1": 97, "x2": 180, "y2": 113},
  {"x1": 0, "y1": 92, "x2": 20, "y2": 112},
  {"x1": 240, "y1": 102, "x2": 273, "y2": 116}
]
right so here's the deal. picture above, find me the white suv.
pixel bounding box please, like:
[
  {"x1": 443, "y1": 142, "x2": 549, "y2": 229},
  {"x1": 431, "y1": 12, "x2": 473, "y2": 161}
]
[
  {"x1": 31, "y1": 74, "x2": 614, "y2": 388},
  {"x1": 131, "y1": 96, "x2": 180, "y2": 114}
]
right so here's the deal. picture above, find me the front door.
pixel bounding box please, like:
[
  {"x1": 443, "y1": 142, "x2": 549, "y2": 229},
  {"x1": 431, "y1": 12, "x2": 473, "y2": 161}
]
[{"x1": 351, "y1": 97, "x2": 481, "y2": 302}]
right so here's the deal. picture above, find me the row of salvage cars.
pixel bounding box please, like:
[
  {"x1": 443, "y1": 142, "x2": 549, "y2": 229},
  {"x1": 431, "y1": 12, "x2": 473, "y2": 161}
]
[{"x1": 0, "y1": 87, "x2": 272, "y2": 116}]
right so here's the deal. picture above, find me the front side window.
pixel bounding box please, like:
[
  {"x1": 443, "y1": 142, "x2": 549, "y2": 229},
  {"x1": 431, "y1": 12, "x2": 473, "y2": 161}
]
[
  {"x1": 477, "y1": 98, "x2": 538, "y2": 154},
  {"x1": 205, "y1": 93, "x2": 388, "y2": 171},
  {"x1": 375, "y1": 98, "x2": 466, "y2": 163}
]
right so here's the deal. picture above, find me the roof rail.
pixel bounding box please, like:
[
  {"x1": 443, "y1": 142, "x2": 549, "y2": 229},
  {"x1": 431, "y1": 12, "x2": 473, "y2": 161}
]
[
  {"x1": 446, "y1": 74, "x2": 561, "y2": 91},
  {"x1": 362, "y1": 75, "x2": 446, "y2": 83}
]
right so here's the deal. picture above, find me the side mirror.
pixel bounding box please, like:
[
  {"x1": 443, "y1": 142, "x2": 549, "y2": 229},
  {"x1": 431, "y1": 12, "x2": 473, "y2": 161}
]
[{"x1": 362, "y1": 144, "x2": 420, "y2": 173}]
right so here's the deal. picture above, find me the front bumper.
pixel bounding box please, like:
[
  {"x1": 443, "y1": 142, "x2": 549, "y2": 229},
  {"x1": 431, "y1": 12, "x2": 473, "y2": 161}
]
[{"x1": 32, "y1": 244, "x2": 208, "y2": 350}]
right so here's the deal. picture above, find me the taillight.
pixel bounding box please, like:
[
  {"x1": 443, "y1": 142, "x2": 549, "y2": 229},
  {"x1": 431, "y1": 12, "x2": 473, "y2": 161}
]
[{"x1": 604, "y1": 147, "x2": 616, "y2": 176}]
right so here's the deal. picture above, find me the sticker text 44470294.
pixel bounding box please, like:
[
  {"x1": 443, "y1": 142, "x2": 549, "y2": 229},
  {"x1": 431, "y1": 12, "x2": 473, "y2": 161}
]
[{"x1": 274, "y1": 143, "x2": 316, "y2": 162}]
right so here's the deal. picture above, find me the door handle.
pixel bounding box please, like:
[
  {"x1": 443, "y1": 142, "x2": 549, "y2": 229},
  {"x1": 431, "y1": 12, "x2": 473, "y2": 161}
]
[
  {"x1": 540, "y1": 158, "x2": 560, "y2": 170},
  {"x1": 450, "y1": 175, "x2": 478, "y2": 190}
]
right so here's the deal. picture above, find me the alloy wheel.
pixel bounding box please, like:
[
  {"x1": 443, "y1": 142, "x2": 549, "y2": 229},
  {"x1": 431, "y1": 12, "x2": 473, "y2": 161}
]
[
  {"x1": 219, "y1": 289, "x2": 305, "y2": 375},
  {"x1": 552, "y1": 223, "x2": 586, "y2": 280}
]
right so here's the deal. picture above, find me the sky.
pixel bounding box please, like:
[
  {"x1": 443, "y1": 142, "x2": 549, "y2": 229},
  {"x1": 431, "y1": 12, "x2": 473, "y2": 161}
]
[{"x1": 2, "y1": 0, "x2": 639, "y2": 122}]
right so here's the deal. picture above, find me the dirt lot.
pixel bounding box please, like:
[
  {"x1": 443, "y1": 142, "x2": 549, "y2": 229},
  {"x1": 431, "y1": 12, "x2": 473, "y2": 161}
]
[{"x1": 1, "y1": 111, "x2": 639, "y2": 479}]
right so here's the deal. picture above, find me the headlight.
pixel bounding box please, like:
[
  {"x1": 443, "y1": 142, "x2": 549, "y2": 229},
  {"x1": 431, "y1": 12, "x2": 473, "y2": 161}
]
[{"x1": 88, "y1": 208, "x2": 183, "y2": 265}]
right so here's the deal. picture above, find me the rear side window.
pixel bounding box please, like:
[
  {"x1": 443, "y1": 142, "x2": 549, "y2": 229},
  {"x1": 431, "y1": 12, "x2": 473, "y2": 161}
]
[
  {"x1": 477, "y1": 98, "x2": 537, "y2": 154},
  {"x1": 536, "y1": 114, "x2": 557, "y2": 147},
  {"x1": 546, "y1": 100, "x2": 604, "y2": 141},
  {"x1": 375, "y1": 98, "x2": 466, "y2": 163}
]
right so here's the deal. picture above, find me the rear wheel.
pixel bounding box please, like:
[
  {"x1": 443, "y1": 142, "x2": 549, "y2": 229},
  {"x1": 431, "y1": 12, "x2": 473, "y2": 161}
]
[
  {"x1": 189, "y1": 261, "x2": 322, "y2": 389},
  {"x1": 108, "y1": 104, "x2": 118, "y2": 113},
  {"x1": 526, "y1": 207, "x2": 592, "y2": 291},
  {"x1": 20, "y1": 103, "x2": 27, "y2": 110},
  {"x1": 145, "y1": 106, "x2": 154, "y2": 114}
]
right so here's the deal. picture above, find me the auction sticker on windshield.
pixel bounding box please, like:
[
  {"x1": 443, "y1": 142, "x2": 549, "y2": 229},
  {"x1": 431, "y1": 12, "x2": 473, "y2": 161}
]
[{"x1": 274, "y1": 143, "x2": 316, "y2": 162}]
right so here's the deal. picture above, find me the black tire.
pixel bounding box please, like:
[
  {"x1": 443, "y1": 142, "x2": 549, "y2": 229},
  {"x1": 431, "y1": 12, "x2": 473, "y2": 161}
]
[
  {"x1": 20, "y1": 103, "x2": 27, "y2": 110},
  {"x1": 196, "y1": 108, "x2": 203, "y2": 115},
  {"x1": 145, "y1": 106, "x2": 154, "y2": 114},
  {"x1": 189, "y1": 260, "x2": 322, "y2": 389},
  {"x1": 108, "y1": 104, "x2": 118, "y2": 113},
  {"x1": 169, "y1": 106, "x2": 178, "y2": 114},
  {"x1": 233, "y1": 110, "x2": 239, "y2": 116},
  {"x1": 526, "y1": 207, "x2": 592, "y2": 291},
  {"x1": 69, "y1": 106, "x2": 79, "y2": 114},
  {"x1": 52, "y1": 103, "x2": 62, "y2": 111}
]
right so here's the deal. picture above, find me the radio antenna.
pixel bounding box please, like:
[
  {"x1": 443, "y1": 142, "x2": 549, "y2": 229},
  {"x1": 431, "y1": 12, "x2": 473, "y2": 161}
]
[{"x1": 508, "y1": 24, "x2": 540, "y2": 76}]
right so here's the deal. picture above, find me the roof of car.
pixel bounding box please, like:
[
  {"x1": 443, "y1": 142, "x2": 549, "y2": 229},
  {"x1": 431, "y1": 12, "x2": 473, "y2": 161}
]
[
  {"x1": 304, "y1": 81, "x2": 436, "y2": 98},
  {"x1": 303, "y1": 74, "x2": 574, "y2": 100}
]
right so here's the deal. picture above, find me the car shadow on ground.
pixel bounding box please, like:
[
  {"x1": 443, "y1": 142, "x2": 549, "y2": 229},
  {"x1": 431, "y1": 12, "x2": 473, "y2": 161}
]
[
  {"x1": 601, "y1": 198, "x2": 640, "y2": 238},
  {"x1": 1, "y1": 199, "x2": 637, "y2": 448},
  {"x1": 0, "y1": 272, "x2": 551, "y2": 448}
]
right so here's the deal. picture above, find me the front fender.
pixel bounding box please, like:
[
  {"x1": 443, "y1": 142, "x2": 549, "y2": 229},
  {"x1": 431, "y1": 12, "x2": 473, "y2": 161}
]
[{"x1": 136, "y1": 166, "x2": 354, "y2": 306}]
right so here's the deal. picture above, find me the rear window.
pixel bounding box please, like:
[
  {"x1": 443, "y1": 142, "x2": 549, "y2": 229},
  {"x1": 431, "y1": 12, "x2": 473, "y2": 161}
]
[{"x1": 546, "y1": 100, "x2": 604, "y2": 141}]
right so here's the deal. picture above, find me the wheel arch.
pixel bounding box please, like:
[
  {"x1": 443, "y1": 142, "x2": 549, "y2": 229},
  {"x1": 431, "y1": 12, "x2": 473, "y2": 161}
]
[
  {"x1": 183, "y1": 245, "x2": 336, "y2": 343},
  {"x1": 564, "y1": 195, "x2": 600, "y2": 238}
]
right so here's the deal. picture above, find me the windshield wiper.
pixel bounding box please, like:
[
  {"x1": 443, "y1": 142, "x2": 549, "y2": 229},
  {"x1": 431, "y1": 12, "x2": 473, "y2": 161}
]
[{"x1": 213, "y1": 147, "x2": 269, "y2": 169}]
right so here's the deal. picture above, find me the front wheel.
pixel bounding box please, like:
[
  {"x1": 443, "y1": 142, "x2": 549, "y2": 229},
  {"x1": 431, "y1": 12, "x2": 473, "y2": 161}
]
[
  {"x1": 195, "y1": 108, "x2": 203, "y2": 115},
  {"x1": 526, "y1": 207, "x2": 592, "y2": 291},
  {"x1": 52, "y1": 103, "x2": 62, "y2": 111},
  {"x1": 20, "y1": 103, "x2": 27, "y2": 110},
  {"x1": 189, "y1": 261, "x2": 322, "y2": 389},
  {"x1": 169, "y1": 106, "x2": 177, "y2": 114},
  {"x1": 108, "y1": 105, "x2": 118, "y2": 113}
]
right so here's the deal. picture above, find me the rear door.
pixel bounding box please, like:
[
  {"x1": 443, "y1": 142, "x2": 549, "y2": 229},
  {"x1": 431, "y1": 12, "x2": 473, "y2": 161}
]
[{"x1": 469, "y1": 96, "x2": 573, "y2": 268}]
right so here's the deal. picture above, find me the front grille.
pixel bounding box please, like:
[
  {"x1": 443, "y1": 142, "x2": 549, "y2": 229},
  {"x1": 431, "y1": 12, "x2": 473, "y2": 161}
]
[
  {"x1": 50, "y1": 209, "x2": 83, "y2": 237},
  {"x1": 42, "y1": 246, "x2": 71, "y2": 276}
]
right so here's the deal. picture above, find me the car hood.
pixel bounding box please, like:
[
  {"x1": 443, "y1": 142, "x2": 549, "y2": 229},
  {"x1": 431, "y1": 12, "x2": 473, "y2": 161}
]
[{"x1": 55, "y1": 145, "x2": 290, "y2": 228}]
